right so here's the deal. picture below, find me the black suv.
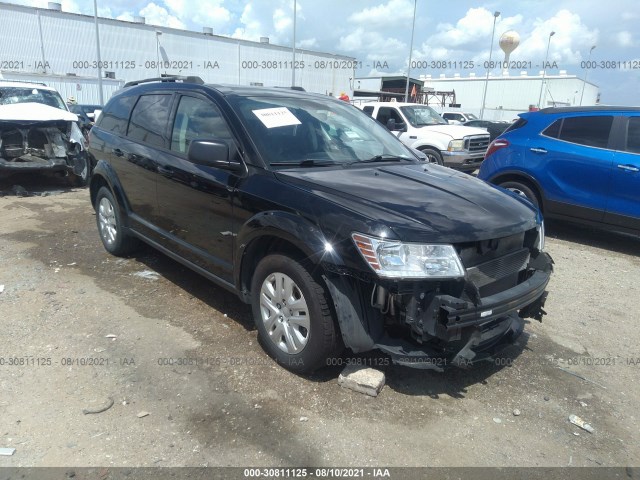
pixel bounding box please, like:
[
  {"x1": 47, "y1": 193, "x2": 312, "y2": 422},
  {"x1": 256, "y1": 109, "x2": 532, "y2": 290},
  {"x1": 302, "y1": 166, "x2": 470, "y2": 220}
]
[{"x1": 88, "y1": 76, "x2": 553, "y2": 373}]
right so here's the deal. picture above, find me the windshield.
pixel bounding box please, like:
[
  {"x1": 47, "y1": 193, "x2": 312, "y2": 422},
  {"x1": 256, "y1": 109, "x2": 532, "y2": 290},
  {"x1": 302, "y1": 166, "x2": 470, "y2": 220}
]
[
  {"x1": 0, "y1": 87, "x2": 67, "y2": 111},
  {"x1": 230, "y1": 95, "x2": 415, "y2": 168},
  {"x1": 400, "y1": 105, "x2": 448, "y2": 127},
  {"x1": 466, "y1": 113, "x2": 479, "y2": 120}
]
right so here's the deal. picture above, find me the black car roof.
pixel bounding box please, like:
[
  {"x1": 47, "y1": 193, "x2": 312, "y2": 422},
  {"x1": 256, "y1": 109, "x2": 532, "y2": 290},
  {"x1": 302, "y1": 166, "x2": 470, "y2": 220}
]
[{"x1": 119, "y1": 76, "x2": 328, "y2": 101}]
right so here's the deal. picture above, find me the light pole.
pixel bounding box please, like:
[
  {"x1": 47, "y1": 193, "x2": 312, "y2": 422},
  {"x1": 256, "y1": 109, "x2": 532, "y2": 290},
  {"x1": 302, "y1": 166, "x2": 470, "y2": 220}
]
[
  {"x1": 538, "y1": 31, "x2": 555, "y2": 108},
  {"x1": 579, "y1": 45, "x2": 596, "y2": 105},
  {"x1": 292, "y1": 0, "x2": 297, "y2": 87},
  {"x1": 404, "y1": 0, "x2": 417, "y2": 102},
  {"x1": 93, "y1": 0, "x2": 104, "y2": 105},
  {"x1": 480, "y1": 11, "x2": 500, "y2": 120},
  {"x1": 155, "y1": 30, "x2": 162, "y2": 76}
]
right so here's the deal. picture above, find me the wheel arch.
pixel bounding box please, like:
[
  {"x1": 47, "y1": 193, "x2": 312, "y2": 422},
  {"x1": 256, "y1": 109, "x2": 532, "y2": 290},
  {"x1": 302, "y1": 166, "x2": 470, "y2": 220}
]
[
  {"x1": 89, "y1": 159, "x2": 131, "y2": 219},
  {"x1": 235, "y1": 212, "x2": 346, "y2": 303},
  {"x1": 488, "y1": 170, "x2": 546, "y2": 213}
]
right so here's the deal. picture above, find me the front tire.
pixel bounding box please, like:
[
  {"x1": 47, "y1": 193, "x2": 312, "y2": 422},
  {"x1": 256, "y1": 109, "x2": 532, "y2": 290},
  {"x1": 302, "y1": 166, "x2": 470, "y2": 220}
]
[
  {"x1": 419, "y1": 147, "x2": 444, "y2": 166},
  {"x1": 499, "y1": 181, "x2": 540, "y2": 209},
  {"x1": 95, "y1": 186, "x2": 140, "y2": 256},
  {"x1": 68, "y1": 153, "x2": 91, "y2": 187},
  {"x1": 251, "y1": 254, "x2": 342, "y2": 373}
]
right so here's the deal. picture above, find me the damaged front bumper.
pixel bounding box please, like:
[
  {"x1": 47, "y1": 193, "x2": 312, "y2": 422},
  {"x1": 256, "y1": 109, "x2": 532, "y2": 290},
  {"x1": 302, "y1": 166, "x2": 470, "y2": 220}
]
[
  {"x1": 324, "y1": 251, "x2": 553, "y2": 370},
  {"x1": 0, "y1": 116, "x2": 86, "y2": 178}
]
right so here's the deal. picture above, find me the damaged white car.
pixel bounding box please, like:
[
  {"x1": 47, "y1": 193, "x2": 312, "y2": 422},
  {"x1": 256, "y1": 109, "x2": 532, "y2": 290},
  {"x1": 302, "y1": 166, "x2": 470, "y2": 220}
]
[{"x1": 0, "y1": 81, "x2": 89, "y2": 185}]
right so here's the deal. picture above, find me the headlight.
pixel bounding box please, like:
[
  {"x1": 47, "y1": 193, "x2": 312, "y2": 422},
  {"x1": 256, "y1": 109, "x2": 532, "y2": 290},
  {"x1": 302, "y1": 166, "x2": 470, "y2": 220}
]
[
  {"x1": 536, "y1": 221, "x2": 545, "y2": 251},
  {"x1": 447, "y1": 139, "x2": 465, "y2": 152},
  {"x1": 352, "y1": 233, "x2": 465, "y2": 279}
]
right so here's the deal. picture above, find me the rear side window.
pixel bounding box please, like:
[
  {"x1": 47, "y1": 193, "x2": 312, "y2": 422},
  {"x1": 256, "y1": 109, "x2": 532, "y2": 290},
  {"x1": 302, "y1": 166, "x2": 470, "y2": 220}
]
[
  {"x1": 362, "y1": 106, "x2": 374, "y2": 116},
  {"x1": 504, "y1": 118, "x2": 527, "y2": 134},
  {"x1": 625, "y1": 117, "x2": 640, "y2": 154},
  {"x1": 542, "y1": 119, "x2": 561, "y2": 138},
  {"x1": 557, "y1": 116, "x2": 613, "y2": 149},
  {"x1": 98, "y1": 95, "x2": 135, "y2": 135},
  {"x1": 127, "y1": 94, "x2": 172, "y2": 148}
]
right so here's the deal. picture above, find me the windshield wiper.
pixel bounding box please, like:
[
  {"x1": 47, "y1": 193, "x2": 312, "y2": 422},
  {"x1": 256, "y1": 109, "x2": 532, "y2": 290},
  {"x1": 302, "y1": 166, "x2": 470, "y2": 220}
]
[
  {"x1": 270, "y1": 159, "x2": 340, "y2": 168},
  {"x1": 349, "y1": 154, "x2": 413, "y2": 165}
]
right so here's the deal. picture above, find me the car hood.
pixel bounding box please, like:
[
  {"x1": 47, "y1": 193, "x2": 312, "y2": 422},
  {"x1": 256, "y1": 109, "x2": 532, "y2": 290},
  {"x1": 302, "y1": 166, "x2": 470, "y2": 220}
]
[
  {"x1": 0, "y1": 102, "x2": 78, "y2": 123},
  {"x1": 420, "y1": 124, "x2": 489, "y2": 138},
  {"x1": 275, "y1": 163, "x2": 538, "y2": 243}
]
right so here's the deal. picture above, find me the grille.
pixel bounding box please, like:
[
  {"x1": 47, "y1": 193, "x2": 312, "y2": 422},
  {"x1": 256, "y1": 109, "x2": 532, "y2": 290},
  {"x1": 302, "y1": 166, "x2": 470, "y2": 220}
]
[
  {"x1": 464, "y1": 135, "x2": 491, "y2": 153},
  {"x1": 465, "y1": 248, "x2": 530, "y2": 288}
]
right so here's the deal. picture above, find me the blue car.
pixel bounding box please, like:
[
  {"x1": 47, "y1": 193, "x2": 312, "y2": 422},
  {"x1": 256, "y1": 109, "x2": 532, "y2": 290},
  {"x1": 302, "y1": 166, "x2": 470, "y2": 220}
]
[{"x1": 478, "y1": 106, "x2": 640, "y2": 234}]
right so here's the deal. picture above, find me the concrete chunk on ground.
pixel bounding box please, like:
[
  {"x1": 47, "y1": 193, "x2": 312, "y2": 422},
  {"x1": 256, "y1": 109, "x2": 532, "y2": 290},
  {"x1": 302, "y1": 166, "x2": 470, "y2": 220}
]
[{"x1": 338, "y1": 365, "x2": 386, "y2": 397}]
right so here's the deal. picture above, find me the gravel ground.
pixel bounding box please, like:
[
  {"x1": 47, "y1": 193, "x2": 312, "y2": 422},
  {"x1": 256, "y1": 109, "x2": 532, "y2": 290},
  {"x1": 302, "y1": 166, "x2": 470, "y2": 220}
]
[{"x1": 0, "y1": 176, "x2": 639, "y2": 470}]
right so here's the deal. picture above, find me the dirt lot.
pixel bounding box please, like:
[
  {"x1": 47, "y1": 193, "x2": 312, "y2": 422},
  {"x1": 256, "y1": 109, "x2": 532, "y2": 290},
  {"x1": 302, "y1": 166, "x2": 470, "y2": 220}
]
[{"x1": 1, "y1": 177, "x2": 639, "y2": 470}]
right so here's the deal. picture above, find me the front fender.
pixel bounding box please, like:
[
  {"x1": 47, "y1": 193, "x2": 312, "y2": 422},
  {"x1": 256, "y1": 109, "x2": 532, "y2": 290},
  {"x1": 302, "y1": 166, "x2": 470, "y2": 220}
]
[{"x1": 234, "y1": 211, "x2": 348, "y2": 295}]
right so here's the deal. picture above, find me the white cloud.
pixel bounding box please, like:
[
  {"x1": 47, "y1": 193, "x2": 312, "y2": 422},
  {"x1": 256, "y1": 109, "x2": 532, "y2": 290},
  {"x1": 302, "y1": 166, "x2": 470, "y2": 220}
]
[
  {"x1": 273, "y1": 8, "x2": 292, "y2": 33},
  {"x1": 231, "y1": 4, "x2": 264, "y2": 41},
  {"x1": 116, "y1": 12, "x2": 134, "y2": 22},
  {"x1": 163, "y1": 0, "x2": 231, "y2": 31},
  {"x1": 348, "y1": 0, "x2": 414, "y2": 26},
  {"x1": 616, "y1": 31, "x2": 633, "y2": 47},
  {"x1": 139, "y1": 2, "x2": 185, "y2": 29},
  {"x1": 229, "y1": 0, "x2": 304, "y2": 44},
  {"x1": 338, "y1": 27, "x2": 405, "y2": 61},
  {"x1": 297, "y1": 38, "x2": 317, "y2": 49},
  {"x1": 515, "y1": 10, "x2": 598, "y2": 66}
]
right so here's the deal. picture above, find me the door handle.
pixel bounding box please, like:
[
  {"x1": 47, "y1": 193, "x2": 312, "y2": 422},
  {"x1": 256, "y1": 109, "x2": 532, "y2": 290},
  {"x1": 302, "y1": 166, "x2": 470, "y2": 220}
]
[
  {"x1": 617, "y1": 164, "x2": 639, "y2": 173},
  {"x1": 529, "y1": 147, "x2": 547, "y2": 154},
  {"x1": 112, "y1": 148, "x2": 124, "y2": 157},
  {"x1": 157, "y1": 165, "x2": 174, "y2": 176}
]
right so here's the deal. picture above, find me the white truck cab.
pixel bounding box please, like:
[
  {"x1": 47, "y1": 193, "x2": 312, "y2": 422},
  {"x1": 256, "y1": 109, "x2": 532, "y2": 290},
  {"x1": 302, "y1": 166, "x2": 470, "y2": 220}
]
[{"x1": 359, "y1": 102, "x2": 490, "y2": 172}]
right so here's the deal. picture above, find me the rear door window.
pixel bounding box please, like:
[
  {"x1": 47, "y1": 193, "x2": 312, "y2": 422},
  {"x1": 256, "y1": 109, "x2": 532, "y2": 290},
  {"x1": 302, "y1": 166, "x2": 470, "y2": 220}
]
[
  {"x1": 97, "y1": 95, "x2": 135, "y2": 135},
  {"x1": 127, "y1": 94, "x2": 172, "y2": 148},
  {"x1": 625, "y1": 117, "x2": 640, "y2": 154},
  {"x1": 557, "y1": 116, "x2": 613, "y2": 149}
]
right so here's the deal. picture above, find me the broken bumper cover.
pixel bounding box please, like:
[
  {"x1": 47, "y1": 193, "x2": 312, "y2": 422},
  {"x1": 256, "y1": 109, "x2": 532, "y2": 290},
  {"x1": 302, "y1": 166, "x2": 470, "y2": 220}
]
[
  {"x1": 376, "y1": 252, "x2": 553, "y2": 370},
  {"x1": 375, "y1": 313, "x2": 525, "y2": 371},
  {"x1": 0, "y1": 157, "x2": 74, "y2": 173}
]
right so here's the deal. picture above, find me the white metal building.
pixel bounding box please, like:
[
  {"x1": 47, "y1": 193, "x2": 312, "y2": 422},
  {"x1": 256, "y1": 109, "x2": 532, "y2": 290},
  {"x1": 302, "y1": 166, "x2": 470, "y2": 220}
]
[
  {"x1": 420, "y1": 71, "x2": 599, "y2": 121},
  {"x1": 0, "y1": 2, "x2": 355, "y2": 105}
]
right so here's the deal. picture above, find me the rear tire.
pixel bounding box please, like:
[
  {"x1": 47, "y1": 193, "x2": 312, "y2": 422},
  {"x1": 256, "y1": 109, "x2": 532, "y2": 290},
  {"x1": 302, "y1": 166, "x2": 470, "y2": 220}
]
[
  {"x1": 94, "y1": 186, "x2": 140, "y2": 256},
  {"x1": 251, "y1": 254, "x2": 342, "y2": 373},
  {"x1": 419, "y1": 147, "x2": 444, "y2": 166},
  {"x1": 500, "y1": 181, "x2": 540, "y2": 209}
]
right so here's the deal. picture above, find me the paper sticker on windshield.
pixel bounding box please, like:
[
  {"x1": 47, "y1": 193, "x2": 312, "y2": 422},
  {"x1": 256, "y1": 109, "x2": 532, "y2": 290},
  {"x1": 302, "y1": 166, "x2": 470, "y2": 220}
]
[
  {"x1": 252, "y1": 107, "x2": 301, "y2": 128},
  {"x1": 344, "y1": 130, "x2": 360, "y2": 139}
]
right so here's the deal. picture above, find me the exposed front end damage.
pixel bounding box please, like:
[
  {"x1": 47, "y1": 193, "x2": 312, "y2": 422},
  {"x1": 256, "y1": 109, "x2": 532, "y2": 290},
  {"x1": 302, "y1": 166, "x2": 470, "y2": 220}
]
[
  {"x1": 0, "y1": 103, "x2": 87, "y2": 180},
  {"x1": 324, "y1": 227, "x2": 553, "y2": 370}
]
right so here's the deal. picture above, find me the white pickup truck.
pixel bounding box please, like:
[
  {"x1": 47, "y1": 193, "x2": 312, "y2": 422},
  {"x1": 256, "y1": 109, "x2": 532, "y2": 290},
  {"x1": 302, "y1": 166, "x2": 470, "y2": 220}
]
[{"x1": 359, "y1": 102, "x2": 490, "y2": 172}]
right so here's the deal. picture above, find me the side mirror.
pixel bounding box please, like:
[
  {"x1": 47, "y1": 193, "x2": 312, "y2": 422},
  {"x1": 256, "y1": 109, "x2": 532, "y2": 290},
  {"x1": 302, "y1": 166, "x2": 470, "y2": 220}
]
[
  {"x1": 187, "y1": 139, "x2": 243, "y2": 173},
  {"x1": 386, "y1": 118, "x2": 396, "y2": 131}
]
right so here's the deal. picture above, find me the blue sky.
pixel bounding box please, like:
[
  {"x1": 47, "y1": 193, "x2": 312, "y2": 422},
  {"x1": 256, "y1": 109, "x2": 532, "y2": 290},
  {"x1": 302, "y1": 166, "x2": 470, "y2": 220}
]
[{"x1": 6, "y1": 0, "x2": 639, "y2": 105}]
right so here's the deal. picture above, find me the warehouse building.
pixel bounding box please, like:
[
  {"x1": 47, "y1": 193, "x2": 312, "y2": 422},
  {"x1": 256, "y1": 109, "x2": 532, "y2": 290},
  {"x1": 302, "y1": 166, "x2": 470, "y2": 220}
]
[
  {"x1": 0, "y1": 2, "x2": 355, "y2": 105},
  {"x1": 421, "y1": 71, "x2": 599, "y2": 121}
]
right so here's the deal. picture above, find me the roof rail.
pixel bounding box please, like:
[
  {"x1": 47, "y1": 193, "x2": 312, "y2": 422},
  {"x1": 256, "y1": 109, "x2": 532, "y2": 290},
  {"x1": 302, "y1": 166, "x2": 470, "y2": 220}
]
[
  {"x1": 124, "y1": 75, "x2": 204, "y2": 87},
  {"x1": 274, "y1": 86, "x2": 306, "y2": 92},
  {"x1": 0, "y1": 79, "x2": 47, "y2": 86}
]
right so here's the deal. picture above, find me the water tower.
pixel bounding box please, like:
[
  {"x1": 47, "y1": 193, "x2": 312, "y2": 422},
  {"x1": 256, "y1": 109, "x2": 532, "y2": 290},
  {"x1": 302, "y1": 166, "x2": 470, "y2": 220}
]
[{"x1": 499, "y1": 31, "x2": 520, "y2": 75}]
